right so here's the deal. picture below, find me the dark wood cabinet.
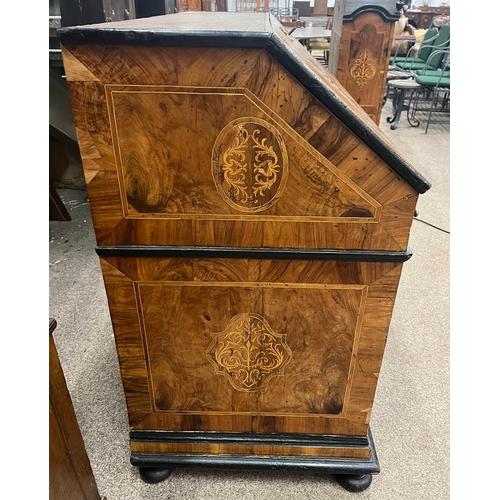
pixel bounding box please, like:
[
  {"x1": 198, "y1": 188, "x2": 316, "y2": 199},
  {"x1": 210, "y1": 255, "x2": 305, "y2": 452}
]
[
  {"x1": 407, "y1": 7, "x2": 451, "y2": 29},
  {"x1": 49, "y1": 320, "x2": 102, "y2": 500},
  {"x1": 59, "y1": 11, "x2": 430, "y2": 493}
]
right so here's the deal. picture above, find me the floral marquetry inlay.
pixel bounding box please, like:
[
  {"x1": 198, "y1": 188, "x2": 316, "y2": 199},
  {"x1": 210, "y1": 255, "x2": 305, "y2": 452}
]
[
  {"x1": 207, "y1": 313, "x2": 292, "y2": 392},
  {"x1": 349, "y1": 49, "x2": 377, "y2": 88},
  {"x1": 212, "y1": 117, "x2": 289, "y2": 213}
]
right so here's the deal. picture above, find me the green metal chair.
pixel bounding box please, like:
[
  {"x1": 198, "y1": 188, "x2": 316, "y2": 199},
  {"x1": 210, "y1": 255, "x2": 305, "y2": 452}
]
[
  {"x1": 407, "y1": 49, "x2": 450, "y2": 133},
  {"x1": 390, "y1": 28, "x2": 439, "y2": 65},
  {"x1": 395, "y1": 24, "x2": 450, "y2": 72}
]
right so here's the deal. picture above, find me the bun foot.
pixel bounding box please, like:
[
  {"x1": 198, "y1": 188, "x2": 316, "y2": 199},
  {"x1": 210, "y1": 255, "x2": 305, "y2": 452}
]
[
  {"x1": 336, "y1": 473, "x2": 373, "y2": 492},
  {"x1": 139, "y1": 467, "x2": 173, "y2": 484}
]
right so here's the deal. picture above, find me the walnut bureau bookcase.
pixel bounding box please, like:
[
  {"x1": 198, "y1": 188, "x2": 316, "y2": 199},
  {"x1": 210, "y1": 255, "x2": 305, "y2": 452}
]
[{"x1": 58, "y1": 11, "x2": 430, "y2": 493}]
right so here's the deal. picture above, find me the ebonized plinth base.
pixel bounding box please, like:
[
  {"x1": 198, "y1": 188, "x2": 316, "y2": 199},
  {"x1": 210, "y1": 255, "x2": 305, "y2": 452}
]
[
  {"x1": 139, "y1": 467, "x2": 173, "y2": 484},
  {"x1": 335, "y1": 473, "x2": 373, "y2": 492},
  {"x1": 132, "y1": 428, "x2": 379, "y2": 492}
]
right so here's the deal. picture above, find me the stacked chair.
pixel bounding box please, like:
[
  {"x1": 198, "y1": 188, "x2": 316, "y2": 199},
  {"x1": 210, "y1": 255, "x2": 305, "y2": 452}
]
[
  {"x1": 385, "y1": 24, "x2": 450, "y2": 132},
  {"x1": 407, "y1": 48, "x2": 450, "y2": 133},
  {"x1": 307, "y1": 15, "x2": 333, "y2": 66},
  {"x1": 390, "y1": 28, "x2": 439, "y2": 66},
  {"x1": 394, "y1": 24, "x2": 450, "y2": 72},
  {"x1": 384, "y1": 28, "x2": 439, "y2": 107}
]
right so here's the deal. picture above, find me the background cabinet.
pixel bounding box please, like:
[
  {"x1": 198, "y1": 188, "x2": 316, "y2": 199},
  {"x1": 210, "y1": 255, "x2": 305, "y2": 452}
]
[{"x1": 407, "y1": 7, "x2": 451, "y2": 29}]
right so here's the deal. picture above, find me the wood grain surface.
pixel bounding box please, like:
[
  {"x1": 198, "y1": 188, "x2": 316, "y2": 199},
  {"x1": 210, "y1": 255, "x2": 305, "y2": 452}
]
[
  {"x1": 129, "y1": 440, "x2": 371, "y2": 459},
  {"x1": 49, "y1": 327, "x2": 101, "y2": 500},
  {"x1": 334, "y1": 11, "x2": 395, "y2": 124},
  {"x1": 100, "y1": 256, "x2": 402, "y2": 438},
  {"x1": 60, "y1": 14, "x2": 422, "y2": 464},
  {"x1": 62, "y1": 43, "x2": 418, "y2": 250}
]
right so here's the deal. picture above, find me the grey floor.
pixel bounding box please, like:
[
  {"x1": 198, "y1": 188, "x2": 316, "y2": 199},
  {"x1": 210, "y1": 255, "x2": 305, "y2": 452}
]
[{"x1": 49, "y1": 97, "x2": 450, "y2": 499}]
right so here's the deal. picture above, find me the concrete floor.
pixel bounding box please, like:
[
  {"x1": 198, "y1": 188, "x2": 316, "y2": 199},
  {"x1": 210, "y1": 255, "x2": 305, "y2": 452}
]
[{"x1": 49, "y1": 96, "x2": 450, "y2": 499}]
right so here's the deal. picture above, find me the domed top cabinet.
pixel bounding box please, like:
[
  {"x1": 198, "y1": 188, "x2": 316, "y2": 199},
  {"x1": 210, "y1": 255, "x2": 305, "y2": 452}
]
[{"x1": 59, "y1": 11, "x2": 430, "y2": 492}]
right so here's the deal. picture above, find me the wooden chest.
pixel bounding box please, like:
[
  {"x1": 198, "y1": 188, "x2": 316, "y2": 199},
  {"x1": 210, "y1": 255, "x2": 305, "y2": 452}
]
[{"x1": 59, "y1": 11, "x2": 430, "y2": 492}]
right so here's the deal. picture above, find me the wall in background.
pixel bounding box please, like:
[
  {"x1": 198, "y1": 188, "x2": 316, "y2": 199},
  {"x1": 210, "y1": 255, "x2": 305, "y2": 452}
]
[
  {"x1": 407, "y1": 1, "x2": 451, "y2": 7},
  {"x1": 307, "y1": 1, "x2": 452, "y2": 8}
]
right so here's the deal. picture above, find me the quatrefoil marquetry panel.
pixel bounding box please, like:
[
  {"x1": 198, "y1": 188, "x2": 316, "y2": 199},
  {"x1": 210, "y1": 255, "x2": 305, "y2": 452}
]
[
  {"x1": 207, "y1": 313, "x2": 292, "y2": 392},
  {"x1": 349, "y1": 49, "x2": 377, "y2": 89},
  {"x1": 134, "y1": 280, "x2": 365, "y2": 416}
]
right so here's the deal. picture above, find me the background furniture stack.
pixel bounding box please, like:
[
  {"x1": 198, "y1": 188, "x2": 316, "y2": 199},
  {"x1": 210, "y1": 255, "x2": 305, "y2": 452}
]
[
  {"x1": 387, "y1": 24, "x2": 451, "y2": 133},
  {"x1": 406, "y1": 5, "x2": 450, "y2": 29},
  {"x1": 386, "y1": 23, "x2": 450, "y2": 132},
  {"x1": 306, "y1": 15, "x2": 333, "y2": 65}
]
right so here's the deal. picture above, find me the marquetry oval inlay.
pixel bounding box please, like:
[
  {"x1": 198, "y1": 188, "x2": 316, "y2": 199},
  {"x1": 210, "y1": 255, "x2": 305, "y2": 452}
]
[
  {"x1": 207, "y1": 313, "x2": 292, "y2": 392},
  {"x1": 212, "y1": 117, "x2": 288, "y2": 213},
  {"x1": 349, "y1": 49, "x2": 377, "y2": 88}
]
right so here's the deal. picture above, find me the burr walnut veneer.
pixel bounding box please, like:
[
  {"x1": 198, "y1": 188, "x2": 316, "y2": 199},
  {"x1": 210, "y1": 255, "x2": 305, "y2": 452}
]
[{"x1": 59, "y1": 11, "x2": 430, "y2": 492}]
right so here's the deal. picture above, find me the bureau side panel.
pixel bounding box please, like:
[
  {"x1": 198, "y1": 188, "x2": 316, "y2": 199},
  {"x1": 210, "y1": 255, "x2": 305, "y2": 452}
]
[
  {"x1": 62, "y1": 44, "x2": 419, "y2": 251},
  {"x1": 100, "y1": 256, "x2": 403, "y2": 437}
]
